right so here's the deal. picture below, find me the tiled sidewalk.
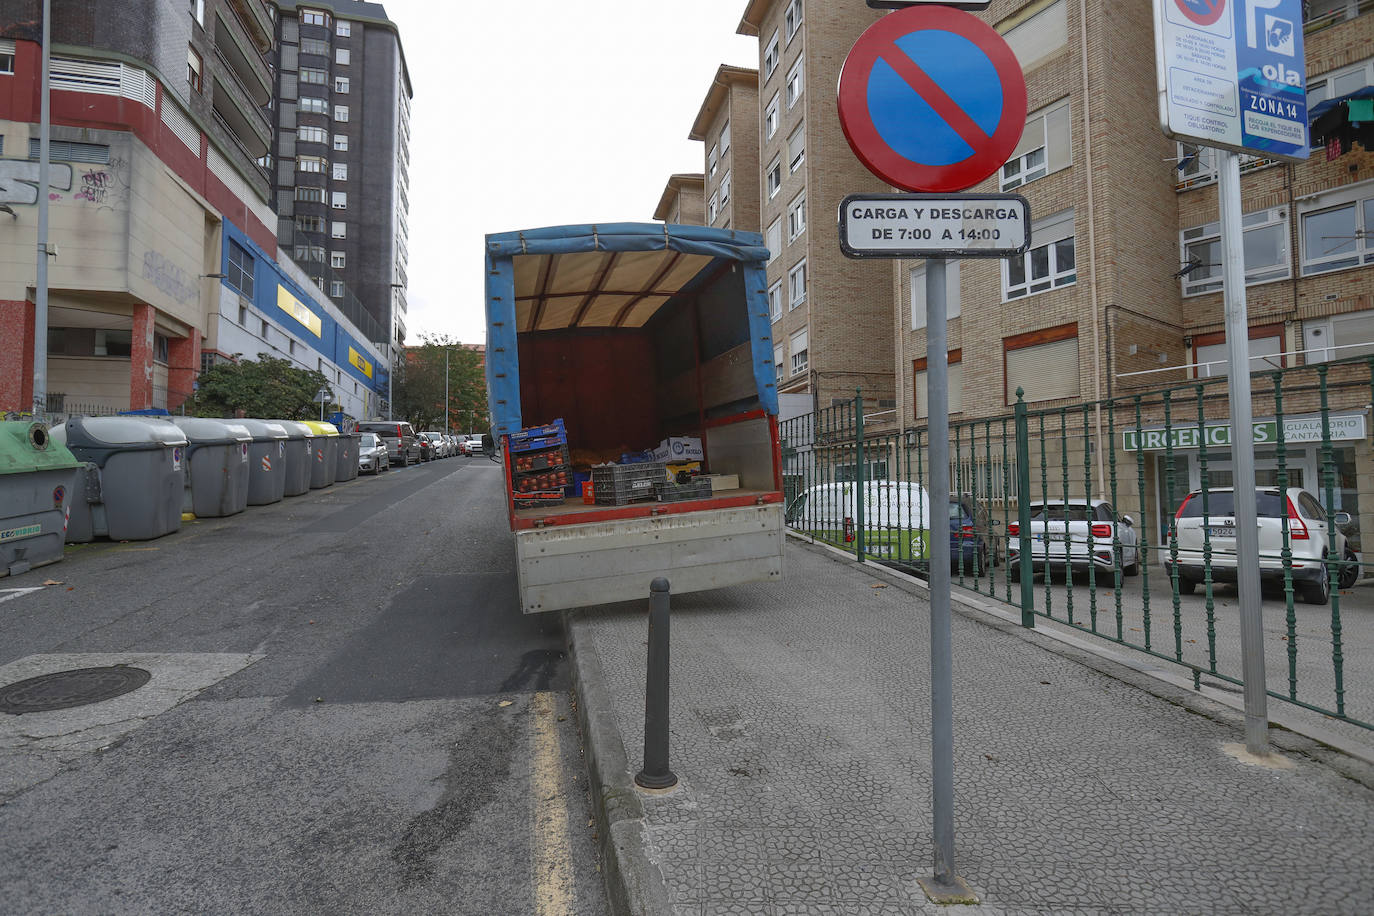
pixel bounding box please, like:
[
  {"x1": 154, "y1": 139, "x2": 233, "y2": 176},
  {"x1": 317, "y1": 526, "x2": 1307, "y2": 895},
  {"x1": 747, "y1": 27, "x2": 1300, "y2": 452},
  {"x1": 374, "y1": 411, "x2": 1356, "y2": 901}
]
[{"x1": 568, "y1": 538, "x2": 1374, "y2": 915}]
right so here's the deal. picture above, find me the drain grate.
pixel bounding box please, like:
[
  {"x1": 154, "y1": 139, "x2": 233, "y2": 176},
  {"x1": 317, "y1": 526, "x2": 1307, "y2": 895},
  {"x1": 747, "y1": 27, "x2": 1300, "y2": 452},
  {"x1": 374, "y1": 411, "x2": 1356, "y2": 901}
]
[{"x1": 0, "y1": 666, "x2": 153, "y2": 715}]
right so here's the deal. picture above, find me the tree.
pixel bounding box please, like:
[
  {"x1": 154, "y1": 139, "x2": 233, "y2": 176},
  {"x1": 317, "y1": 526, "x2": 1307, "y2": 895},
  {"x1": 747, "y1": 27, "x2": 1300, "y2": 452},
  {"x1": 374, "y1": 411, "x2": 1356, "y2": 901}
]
[
  {"x1": 186, "y1": 354, "x2": 333, "y2": 419},
  {"x1": 393, "y1": 335, "x2": 488, "y2": 433}
]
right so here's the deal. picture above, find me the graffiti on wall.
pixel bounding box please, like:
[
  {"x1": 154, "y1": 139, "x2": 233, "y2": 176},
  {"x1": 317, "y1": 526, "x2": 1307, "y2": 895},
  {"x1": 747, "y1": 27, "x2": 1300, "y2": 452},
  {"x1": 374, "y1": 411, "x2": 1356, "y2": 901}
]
[
  {"x1": 0, "y1": 160, "x2": 73, "y2": 205},
  {"x1": 71, "y1": 157, "x2": 130, "y2": 210},
  {"x1": 140, "y1": 250, "x2": 197, "y2": 306}
]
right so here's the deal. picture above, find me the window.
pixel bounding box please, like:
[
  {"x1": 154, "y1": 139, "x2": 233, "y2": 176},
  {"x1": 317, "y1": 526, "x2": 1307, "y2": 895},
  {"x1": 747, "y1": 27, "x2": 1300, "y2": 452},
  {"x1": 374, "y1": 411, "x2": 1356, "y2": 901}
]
[
  {"x1": 719, "y1": 120, "x2": 730, "y2": 154},
  {"x1": 1303, "y1": 309, "x2": 1374, "y2": 364},
  {"x1": 336, "y1": 20, "x2": 351, "y2": 37},
  {"x1": 332, "y1": 162, "x2": 348, "y2": 180},
  {"x1": 296, "y1": 215, "x2": 324, "y2": 233},
  {"x1": 1180, "y1": 207, "x2": 1290, "y2": 295},
  {"x1": 764, "y1": 30, "x2": 780, "y2": 80},
  {"x1": 297, "y1": 155, "x2": 324, "y2": 172},
  {"x1": 299, "y1": 97, "x2": 328, "y2": 114},
  {"x1": 707, "y1": 144, "x2": 718, "y2": 178},
  {"x1": 334, "y1": 76, "x2": 349, "y2": 93},
  {"x1": 784, "y1": 0, "x2": 803, "y2": 43},
  {"x1": 1004, "y1": 209, "x2": 1075, "y2": 299},
  {"x1": 191, "y1": 0, "x2": 204, "y2": 26},
  {"x1": 295, "y1": 244, "x2": 324, "y2": 263},
  {"x1": 1300, "y1": 182, "x2": 1374, "y2": 275},
  {"x1": 47, "y1": 328, "x2": 133, "y2": 359},
  {"x1": 910, "y1": 261, "x2": 960, "y2": 329},
  {"x1": 764, "y1": 93, "x2": 780, "y2": 140},
  {"x1": 788, "y1": 259, "x2": 807, "y2": 309},
  {"x1": 766, "y1": 218, "x2": 782, "y2": 264},
  {"x1": 1001, "y1": 97, "x2": 1069, "y2": 190},
  {"x1": 331, "y1": 191, "x2": 347, "y2": 209},
  {"x1": 1000, "y1": 0, "x2": 1067, "y2": 72},
  {"x1": 328, "y1": 279, "x2": 344, "y2": 298},
  {"x1": 1192, "y1": 327, "x2": 1283, "y2": 378},
  {"x1": 707, "y1": 193, "x2": 719, "y2": 224},
  {"x1": 331, "y1": 251, "x2": 346, "y2": 269},
  {"x1": 769, "y1": 279, "x2": 783, "y2": 321},
  {"x1": 298, "y1": 125, "x2": 328, "y2": 144},
  {"x1": 766, "y1": 156, "x2": 782, "y2": 199},
  {"x1": 774, "y1": 344, "x2": 785, "y2": 383},
  {"x1": 787, "y1": 123, "x2": 805, "y2": 173},
  {"x1": 301, "y1": 9, "x2": 329, "y2": 26},
  {"x1": 226, "y1": 240, "x2": 254, "y2": 297},
  {"x1": 187, "y1": 46, "x2": 203, "y2": 92},
  {"x1": 914, "y1": 352, "x2": 963, "y2": 418},
  {"x1": 333, "y1": 134, "x2": 348, "y2": 151},
  {"x1": 1306, "y1": 57, "x2": 1373, "y2": 151},
  {"x1": 1173, "y1": 142, "x2": 1277, "y2": 190},
  {"x1": 336, "y1": 48, "x2": 350, "y2": 66},
  {"x1": 333, "y1": 105, "x2": 349, "y2": 122},
  {"x1": 787, "y1": 191, "x2": 806, "y2": 241},
  {"x1": 1005, "y1": 324, "x2": 1079, "y2": 404},
  {"x1": 786, "y1": 57, "x2": 804, "y2": 109},
  {"x1": 300, "y1": 68, "x2": 327, "y2": 85},
  {"x1": 0, "y1": 39, "x2": 13, "y2": 75},
  {"x1": 331, "y1": 220, "x2": 346, "y2": 239},
  {"x1": 300, "y1": 38, "x2": 328, "y2": 56},
  {"x1": 790, "y1": 327, "x2": 808, "y2": 375},
  {"x1": 719, "y1": 170, "x2": 731, "y2": 207},
  {"x1": 296, "y1": 186, "x2": 324, "y2": 203}
]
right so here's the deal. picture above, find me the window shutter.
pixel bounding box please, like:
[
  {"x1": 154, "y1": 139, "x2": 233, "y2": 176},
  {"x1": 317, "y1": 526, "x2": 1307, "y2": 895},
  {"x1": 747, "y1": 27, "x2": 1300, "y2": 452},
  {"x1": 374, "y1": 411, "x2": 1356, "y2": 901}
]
[
  {"x1": 1006, "y1": 336, "x2": 1079, "y2": 402},
  {"x1": 1046, "y1": 100, "x2": 1072, "y2": 172}
]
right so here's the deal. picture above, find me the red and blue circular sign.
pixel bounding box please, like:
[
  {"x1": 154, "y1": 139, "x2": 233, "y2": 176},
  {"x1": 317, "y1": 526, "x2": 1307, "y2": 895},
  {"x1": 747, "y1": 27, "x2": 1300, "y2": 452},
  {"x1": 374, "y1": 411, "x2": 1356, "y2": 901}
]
[
  {"x1": 838, "y1": 6, "x2": 1027, "y2": 193},
  {"x1": 1175, "y1": 0, "x2": 1226, "y2": 27}
]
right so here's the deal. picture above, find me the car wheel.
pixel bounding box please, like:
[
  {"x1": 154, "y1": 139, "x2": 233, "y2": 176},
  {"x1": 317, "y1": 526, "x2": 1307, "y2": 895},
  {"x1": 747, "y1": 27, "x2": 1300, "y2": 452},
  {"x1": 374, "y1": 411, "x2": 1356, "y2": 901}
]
[
  {"x1": 1174, "y1": 573, "x2": 1196, "y2": 596},
  {"x1": 1300, "y1": 566, "x2": 1331, "y2": 606},
  {"x1": 1124, "y1": 548, "x2": 1140, "y2": 577},
  {"x1": 399, "y1": 452, "x2": 409, "y2": 467},
  {"x1": 1338, "y1": 547, "x2": 1359, "y2": 590}
]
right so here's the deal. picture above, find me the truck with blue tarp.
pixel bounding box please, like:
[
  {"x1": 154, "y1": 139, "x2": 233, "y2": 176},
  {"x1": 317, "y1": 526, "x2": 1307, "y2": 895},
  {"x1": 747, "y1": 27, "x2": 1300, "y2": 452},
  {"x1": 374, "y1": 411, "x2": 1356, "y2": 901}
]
[{"x1": 485, "y1": 223, "x2": 785, "y2": 613}]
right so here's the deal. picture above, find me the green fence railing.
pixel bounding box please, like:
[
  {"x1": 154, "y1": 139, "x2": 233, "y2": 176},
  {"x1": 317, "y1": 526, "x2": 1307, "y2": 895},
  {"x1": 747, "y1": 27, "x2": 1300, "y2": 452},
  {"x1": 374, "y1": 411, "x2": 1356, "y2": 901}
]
[{"x1": 779, "y1": 356, "x2": 1374, "y2": 732}]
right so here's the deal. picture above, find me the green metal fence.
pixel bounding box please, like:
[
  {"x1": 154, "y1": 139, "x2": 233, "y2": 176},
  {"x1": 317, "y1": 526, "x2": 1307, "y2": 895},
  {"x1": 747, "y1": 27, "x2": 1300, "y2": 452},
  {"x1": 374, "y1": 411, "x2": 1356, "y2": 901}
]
[{"x1": 779, "y1": 355, "x2": 1374, "y2": 731}]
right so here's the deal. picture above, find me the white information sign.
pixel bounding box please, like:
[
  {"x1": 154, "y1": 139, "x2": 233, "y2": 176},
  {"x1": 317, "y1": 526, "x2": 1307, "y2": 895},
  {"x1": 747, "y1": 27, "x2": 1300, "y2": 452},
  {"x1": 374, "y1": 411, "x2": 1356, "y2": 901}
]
[{"x1": 838, "y1": 193, "x2": 1030, "y2": 259}]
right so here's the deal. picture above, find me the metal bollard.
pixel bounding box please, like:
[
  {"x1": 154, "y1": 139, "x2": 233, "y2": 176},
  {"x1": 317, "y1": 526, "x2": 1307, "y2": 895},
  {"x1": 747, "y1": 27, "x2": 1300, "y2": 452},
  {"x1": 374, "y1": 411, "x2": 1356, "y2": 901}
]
[{"x1": 635, "y1": 577, "x2": 678, "y2": 790}]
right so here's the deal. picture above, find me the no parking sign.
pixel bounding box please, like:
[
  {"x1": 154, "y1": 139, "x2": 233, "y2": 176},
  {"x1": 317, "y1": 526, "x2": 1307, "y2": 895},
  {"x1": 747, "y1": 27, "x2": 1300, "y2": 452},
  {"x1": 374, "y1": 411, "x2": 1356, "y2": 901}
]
[{"x1": 837, "y1": 5, "x2": 1026, "y2": 193}]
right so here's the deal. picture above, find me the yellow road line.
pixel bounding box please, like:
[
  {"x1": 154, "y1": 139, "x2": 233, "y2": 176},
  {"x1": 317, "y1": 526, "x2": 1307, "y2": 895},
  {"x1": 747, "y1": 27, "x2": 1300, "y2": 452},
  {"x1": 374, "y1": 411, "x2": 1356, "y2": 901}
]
[{"x1": 531, "y1": 691, "x2": 575, "y2": 916}]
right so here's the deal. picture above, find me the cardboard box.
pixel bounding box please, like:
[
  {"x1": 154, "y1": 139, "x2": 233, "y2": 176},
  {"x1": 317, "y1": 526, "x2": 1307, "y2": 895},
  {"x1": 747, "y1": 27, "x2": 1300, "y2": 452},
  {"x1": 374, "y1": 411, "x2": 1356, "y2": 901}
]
[
  {"x1": 702, "y1": 473, "x2": 739, "y2": 492},
  {"x1": 652, "y1": 436, "x2": 703, "y2": 462}
]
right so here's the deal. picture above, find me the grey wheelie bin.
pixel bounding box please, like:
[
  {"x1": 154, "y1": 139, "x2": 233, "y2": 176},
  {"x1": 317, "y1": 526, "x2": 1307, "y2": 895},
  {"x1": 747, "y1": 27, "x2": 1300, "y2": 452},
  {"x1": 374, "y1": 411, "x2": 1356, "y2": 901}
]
[
  {"x1": 0, "y1": 421, "x2": 81, "y2": 577},
  {"x1": 268, "y1": 420, "x2": 314, "y2": 497},
  {"x1": 50, "y1": 416, "x2": 187, "y2": 542},
  {"x1": 168, "y1": 417, "x2": 252, "y2": 518},
  {"x1": 237, "y1": 419, "x2": 288, "y2": 506},
  {"x1": 334, "y1": 428, "x2": 359, "y2": 482},
  {"x1": 303, "y1": 421, "x2": 339, "y2": 488}
]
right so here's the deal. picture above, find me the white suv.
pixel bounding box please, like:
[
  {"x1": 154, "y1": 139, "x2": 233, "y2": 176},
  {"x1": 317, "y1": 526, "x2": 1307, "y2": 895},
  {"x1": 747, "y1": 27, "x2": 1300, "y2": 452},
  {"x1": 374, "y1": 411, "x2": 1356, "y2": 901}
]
[{"x1": 1165, "y1": 487, "x2": 1353, "y2": 605}]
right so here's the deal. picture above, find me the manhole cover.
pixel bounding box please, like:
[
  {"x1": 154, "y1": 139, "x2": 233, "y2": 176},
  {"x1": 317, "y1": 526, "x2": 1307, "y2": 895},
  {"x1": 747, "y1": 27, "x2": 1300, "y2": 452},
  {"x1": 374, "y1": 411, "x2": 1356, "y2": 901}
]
[{"x1": 0, "y1": 666, "x2": 152, "y2": 715}]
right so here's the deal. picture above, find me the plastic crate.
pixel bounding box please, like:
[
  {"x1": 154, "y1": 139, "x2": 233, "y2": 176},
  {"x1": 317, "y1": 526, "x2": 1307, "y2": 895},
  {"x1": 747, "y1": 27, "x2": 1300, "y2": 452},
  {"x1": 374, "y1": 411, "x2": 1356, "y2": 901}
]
[
  {"x1": 508, "y1": 419, "x2": 567, "y2": 454},
  {"x1": 512, "y1": 445, "x2": 569, "y2": 474},
  {"x1": 655, "y1": 479, "x2": 712, "y2": 502},
  {"x1": 514, "y1": 490, "x2": 566, "y2": 510},
  {"x1": 514, "y1": 468, "x2": 572, "y2": 492},
  {"x1": 592, "y1": 462, "x2": 665, "y2": 506}
]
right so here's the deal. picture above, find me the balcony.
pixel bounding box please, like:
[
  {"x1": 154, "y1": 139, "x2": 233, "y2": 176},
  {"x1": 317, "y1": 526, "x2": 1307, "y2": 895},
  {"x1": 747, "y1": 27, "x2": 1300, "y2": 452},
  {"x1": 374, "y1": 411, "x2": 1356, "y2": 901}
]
[
  {"x1": 211, "y1": 69, "x2": 271, "y2": 160},
  {"x1": 214, "y1": 7, "x2": 272, "y2": 107},
  {"x1": 225, "y1": 0, "x2": 275, "y2": 53}
]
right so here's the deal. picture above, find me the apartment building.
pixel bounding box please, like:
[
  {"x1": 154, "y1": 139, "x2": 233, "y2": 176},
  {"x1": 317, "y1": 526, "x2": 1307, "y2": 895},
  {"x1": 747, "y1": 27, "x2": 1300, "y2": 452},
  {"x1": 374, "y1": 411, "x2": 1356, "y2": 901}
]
[
  {"x1": 653, "y1": 173, "x2": 706, "y2": 226},
  {"x1": 738, "y1": 0, "x2": 896, "y2": 417},
  {"x1": 268, "y1": 0, "x2": 411, "y2": 358},
  {"x1": 689, "y1": 65, "x2": 760, "y2": 233},
  {"x1": 0, "y1": 0, "x2": 387, "y2": 419}
]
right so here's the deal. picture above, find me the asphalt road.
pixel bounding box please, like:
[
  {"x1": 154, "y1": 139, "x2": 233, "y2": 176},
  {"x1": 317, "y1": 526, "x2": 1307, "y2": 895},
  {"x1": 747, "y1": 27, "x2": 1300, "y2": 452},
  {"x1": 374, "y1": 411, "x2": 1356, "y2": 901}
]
[{"x1": 0, "y1": 455, "x2": 608, "y2": 915}]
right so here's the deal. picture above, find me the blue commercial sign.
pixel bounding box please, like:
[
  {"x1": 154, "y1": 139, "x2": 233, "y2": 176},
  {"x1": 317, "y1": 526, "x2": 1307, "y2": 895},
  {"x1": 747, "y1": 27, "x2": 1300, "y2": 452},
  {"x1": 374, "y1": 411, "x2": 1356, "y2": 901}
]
[{"x1": 1154, "y1": 0, "x2": 1308, "y2": 161}]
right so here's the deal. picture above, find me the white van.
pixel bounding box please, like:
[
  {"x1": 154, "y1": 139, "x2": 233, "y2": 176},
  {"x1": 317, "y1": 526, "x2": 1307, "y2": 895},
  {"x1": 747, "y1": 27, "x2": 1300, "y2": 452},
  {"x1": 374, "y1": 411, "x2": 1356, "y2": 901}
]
[{"x1": 786, "y1": 480, "x2": 934, "y2": 564}]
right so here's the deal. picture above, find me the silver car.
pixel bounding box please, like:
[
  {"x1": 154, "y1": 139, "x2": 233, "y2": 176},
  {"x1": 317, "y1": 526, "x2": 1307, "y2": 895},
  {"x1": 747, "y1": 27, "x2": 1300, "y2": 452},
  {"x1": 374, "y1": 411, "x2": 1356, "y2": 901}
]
[
  {"x1": 357, "y1": 432, "x2": 390, "y2": 475},
  {"x1": 1008, "y1": 499, "x2": 1141, "y2": 583}
]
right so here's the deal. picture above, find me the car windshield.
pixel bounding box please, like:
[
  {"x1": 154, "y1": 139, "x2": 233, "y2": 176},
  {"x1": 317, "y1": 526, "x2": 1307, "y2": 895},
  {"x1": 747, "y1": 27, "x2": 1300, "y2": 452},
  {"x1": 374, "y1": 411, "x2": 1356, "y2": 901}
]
[
  {"x1": 948, "y1": 502, "x2": 968, "y2": 520},
  {"x1": 1178, "y1": 490, "x2": 1286, "y2": 518},
  {"x1": 360, "y1": 434, "x2": 377, "y2": 446},
  {"x1": 1031, "y1": 505, "x2": 1095, "y2": 522}
]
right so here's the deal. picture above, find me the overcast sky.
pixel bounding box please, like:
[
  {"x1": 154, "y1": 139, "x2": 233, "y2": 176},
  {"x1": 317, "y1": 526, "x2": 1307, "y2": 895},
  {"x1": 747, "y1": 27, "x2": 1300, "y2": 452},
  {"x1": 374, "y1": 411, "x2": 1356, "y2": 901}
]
[{"x1": 380, "y1": 0, "x2": 759, "y2": 347}]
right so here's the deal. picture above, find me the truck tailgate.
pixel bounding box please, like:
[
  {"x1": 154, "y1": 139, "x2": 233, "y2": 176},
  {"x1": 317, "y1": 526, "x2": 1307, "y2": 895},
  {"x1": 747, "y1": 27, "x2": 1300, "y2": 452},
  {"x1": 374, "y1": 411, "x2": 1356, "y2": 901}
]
[{"x1": 514, "y1": 503, "x2": 783, "y2": 613}]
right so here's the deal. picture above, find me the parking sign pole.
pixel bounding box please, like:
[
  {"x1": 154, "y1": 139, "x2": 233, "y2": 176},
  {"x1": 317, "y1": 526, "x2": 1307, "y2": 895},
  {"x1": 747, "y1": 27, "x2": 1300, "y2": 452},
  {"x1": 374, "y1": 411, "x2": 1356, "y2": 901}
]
[
  {"x1": 1219, "y1": 150, "x2": 1269, "y2": 755},
  {"x1": 924, "y1": 259, "x2": 958, "y2": 886}
]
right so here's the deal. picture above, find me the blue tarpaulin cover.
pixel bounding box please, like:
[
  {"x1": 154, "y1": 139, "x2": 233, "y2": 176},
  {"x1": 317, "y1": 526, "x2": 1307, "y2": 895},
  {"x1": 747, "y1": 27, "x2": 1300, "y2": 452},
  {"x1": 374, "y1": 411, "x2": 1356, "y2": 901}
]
[{"x1": 485, "y1": 223, "x2": 777, "y2": 438}]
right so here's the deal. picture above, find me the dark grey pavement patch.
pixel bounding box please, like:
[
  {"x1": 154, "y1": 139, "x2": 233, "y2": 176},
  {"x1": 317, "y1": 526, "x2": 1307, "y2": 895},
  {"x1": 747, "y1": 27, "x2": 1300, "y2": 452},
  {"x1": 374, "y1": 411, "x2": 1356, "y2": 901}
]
[{"x1": 304, "y1": 461, "x2": 463, "y2": 533}]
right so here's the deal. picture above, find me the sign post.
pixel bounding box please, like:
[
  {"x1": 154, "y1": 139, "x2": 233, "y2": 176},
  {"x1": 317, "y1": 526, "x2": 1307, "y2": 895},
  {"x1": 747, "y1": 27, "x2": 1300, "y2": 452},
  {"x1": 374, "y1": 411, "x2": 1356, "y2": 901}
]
[
  {"x1": 837, "y1": 4, "x2": 1027, "y2": 903},
  {"x1": 1154, "y1": 0, "x2": 1309, "y2": 759}
]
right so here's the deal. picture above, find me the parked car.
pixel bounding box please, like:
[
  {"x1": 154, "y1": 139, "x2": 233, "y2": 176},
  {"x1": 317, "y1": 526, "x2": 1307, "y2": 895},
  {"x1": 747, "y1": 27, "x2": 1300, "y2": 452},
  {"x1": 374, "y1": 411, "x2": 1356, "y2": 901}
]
[
  {"x1": 422, "y1": 431, "x2": 450, "y2": 458},
  {"x1": 460, "y1": 434, "x2": 483, "y2": 456},
  {"x1": 356, "y1": 421, "x2": 421, "y2": 467},
  {"x1": 416, "y1": 432, "x2": 438, "y2": 461},
  {"x1": 1165, "y1": 486, "x2": 1354, "y2": 605},
  {"x1": 1007, "y1": 499, "x2": 1141, "y2": 583},
  {"x1": 444, "y1": 434, "x2": 459, "y2": 458},
  {"x1": 948, "y1": 497, "x2": 991, "y2": 576},
  {"x1": 357, "y1": 432, "x2": 390, "y2": 475},
  {"x1": 786, "y1": 480, "x2": 935, "y2": 565}
]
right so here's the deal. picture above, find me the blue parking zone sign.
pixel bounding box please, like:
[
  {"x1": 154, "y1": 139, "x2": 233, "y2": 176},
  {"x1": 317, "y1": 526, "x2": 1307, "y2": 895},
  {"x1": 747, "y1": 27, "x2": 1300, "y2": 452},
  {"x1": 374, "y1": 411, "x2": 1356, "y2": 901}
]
[{"x1": 1154, "y1": 0, "x2": 1309, "y2": 160}]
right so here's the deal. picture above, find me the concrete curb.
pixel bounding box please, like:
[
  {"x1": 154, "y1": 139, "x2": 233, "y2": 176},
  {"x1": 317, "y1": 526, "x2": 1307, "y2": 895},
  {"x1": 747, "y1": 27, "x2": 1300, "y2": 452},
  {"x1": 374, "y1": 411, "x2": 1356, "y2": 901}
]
[{"x1": 563, "y1": 608, "x2": 674, "y2": 916}]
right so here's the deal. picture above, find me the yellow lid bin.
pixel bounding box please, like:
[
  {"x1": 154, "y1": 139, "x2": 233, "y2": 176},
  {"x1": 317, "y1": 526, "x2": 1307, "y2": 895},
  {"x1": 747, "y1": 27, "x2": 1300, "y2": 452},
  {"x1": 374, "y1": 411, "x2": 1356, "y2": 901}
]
[{"x1": 302, "y1": 421, "x2": 340, "y2": 489}]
